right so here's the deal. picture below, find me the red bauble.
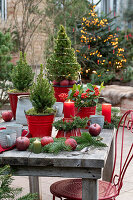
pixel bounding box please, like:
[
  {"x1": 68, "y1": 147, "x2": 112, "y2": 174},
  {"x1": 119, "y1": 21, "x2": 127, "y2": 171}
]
[
  {"x1": 69, "y1": 80, "x2": 76, "y2": 85},
  {"x1": 21, "y1": 129, "x2": 32, "y2": 138},
  {"x1": 65, "y1": 138, "x2": 77, "y2": 150},
  {"x1": 2, "y1": 111, "x2": 13, "y2": 122},
  {"x1": 89, "y1": 123, "x2": 101, "y2": 136},
  {"x1": 53, "y1": 80, "x2": 60, "y2": 85},
  {"x1": 60, "y1": 80, "x2": 69, "y2": 86},
  {"x1": 41, "y1": 136, "x2": 54, "y2": 146},
  {"x1": 16, "y1": 136, "x2": 30, "y2": 151}
]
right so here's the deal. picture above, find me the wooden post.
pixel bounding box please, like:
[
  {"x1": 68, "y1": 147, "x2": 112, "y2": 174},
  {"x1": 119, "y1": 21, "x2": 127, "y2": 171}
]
[
  {"x1": 102, "y1": 138, "x2": 114, "y2": 182},
  {"x1": 82, "y1": 178, "x2": 98, "y2": 200},
  {"x1": 29, "y1": 176, "x2": 42, "y2": 200}
]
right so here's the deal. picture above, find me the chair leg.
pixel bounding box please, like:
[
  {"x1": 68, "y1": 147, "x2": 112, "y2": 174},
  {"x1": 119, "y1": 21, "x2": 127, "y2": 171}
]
[{"x1": 52, "y1": 195, "x2": 63, "y2": 200}]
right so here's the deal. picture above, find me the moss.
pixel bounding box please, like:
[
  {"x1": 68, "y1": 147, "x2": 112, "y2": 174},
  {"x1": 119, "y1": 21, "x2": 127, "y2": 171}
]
[{"x1": 26, "y1": 107, "x2": 55, "y2": 115}]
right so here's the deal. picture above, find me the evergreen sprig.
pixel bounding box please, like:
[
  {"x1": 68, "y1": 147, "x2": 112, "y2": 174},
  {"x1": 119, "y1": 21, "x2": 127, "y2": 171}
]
[
  {"x1": 0, "y1": 165, "x2": 37, "y2": 200},
  {"x1": 53, "y1": 116, "x2": 89, "y2": 131},
  {"x1": 72, "y1": 132, "x2": 107, "y2": 150},
  {"x1": 41, "y1": 141, "x2": 71, "y2": 154}
]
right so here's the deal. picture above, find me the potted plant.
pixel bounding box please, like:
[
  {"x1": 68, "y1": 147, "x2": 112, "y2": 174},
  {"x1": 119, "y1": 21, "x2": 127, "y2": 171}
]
[
  {"x1": 53, "y1": 116, "x2": 88, "y2": 138},
  {"x1": 8, "y1": 52, "x2": 34, "y2": 120},
  {"x1": 67, "y1": 82, "x2": 104, "y2": 119},
  {"x1": 25, "y1": 65, "x2": 56, "y2": 138},
  {"x1": 46, "y1": 25, "x2": 81, "y2": 102}
]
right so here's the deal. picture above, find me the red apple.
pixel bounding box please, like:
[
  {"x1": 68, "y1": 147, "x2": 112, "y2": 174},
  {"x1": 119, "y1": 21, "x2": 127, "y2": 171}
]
[
  {"x1": 69, "y1": 80, "x2": 76, "y2": 85},
  {"x1": 16, "y1": 136, "x2": 30, "y2": 151},
  {"x1": 89, "y1": 123, "x2": 101, "y2": 136},
  {"x1": 53, "y1": 80, "x2": 60, "y2": 85},
  {"x1": 60, "y1": 80, "x2": 69, "y2": 86},
  {"x1": 65, "y1": 138, "x2": 77, "y2": 150},
  {"x1": 2, "y1": 111, "x2": 13, "y2": 122},
  {"x1": 21, "y1": 129, "x2": 32, "y2": 138},
  {"x1": 41, "y1": 136, "x2": 54, "y2": 146}
]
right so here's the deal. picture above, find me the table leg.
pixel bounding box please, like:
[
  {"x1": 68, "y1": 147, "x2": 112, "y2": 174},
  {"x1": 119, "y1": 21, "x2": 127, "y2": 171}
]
[
  {"x1": 102, "y1": 138, "x2": 114, "y2": 182},
  {"x1": 82, "y1": 178, "x2": 98, "y2": 200},
  {"x1": 29, "y1": 176, "x2": 42, "y2": 200}
]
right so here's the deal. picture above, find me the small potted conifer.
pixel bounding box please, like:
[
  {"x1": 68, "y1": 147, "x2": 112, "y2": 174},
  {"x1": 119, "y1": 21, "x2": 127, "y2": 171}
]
[
  {"x1": 46, "y1": 25, "x2": 81, "y2": 102},
  {"x1": 8, "y1": 52, "x2": 34, "y2": 119},
  {"x1": 25, "y1": 65, "x2": 56, "y2": 138}
]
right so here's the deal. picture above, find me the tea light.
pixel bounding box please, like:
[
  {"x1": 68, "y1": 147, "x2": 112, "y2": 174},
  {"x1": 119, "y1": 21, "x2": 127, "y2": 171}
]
[
  {"x1": 102, "y1": 103, "x2": 111, "y2": 123},
  {"x1": 32, "y1": 139, "x2": 42, "y2": 154},
  {"x1": 64, "y1": 100, "x2": 75, "y2": 118}
]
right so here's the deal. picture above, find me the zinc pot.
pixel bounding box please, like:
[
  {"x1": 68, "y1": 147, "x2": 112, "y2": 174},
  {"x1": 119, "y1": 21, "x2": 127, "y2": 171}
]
[
  {"x1": 25, "y1": 114, "x2": 54, "y2": 138},
  {"x1": 53, "y1": 85, "x2": 73, "y2": 102},
  {"x1": 16, "y1": 95, "x2": 33, "y2": 125},
  {"x1": 8, "y1": 92, "x2": 30, "y2": 120}
]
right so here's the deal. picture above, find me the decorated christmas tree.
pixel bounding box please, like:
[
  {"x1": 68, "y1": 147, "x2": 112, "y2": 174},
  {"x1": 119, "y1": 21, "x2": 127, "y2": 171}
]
[
  {"x1": 77, "y1": 3, "x2": 126, "y2": 81},
  {"x1": 46, "y1": 25, "x2": 80, "y2": 83}
]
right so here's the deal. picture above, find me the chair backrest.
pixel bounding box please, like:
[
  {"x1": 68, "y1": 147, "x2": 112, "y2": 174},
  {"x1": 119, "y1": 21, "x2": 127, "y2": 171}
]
[{"x1": 110, "y1": 110, "x2": 133, "y2": 194}]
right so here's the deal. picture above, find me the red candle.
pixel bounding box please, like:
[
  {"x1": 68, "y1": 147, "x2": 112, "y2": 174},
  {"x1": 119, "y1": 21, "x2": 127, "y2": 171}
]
[
  {"x1": 64, "y1": 100, "x2": 75, "y2": 118},
  {"x1": 102, "y1": 103, "x2": 111, "y2": 123}
]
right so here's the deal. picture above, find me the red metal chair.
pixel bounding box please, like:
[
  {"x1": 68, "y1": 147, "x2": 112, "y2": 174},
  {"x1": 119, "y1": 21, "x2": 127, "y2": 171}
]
[{"x1": 50, "y1": 110, "x2": 133, "y2": 200}]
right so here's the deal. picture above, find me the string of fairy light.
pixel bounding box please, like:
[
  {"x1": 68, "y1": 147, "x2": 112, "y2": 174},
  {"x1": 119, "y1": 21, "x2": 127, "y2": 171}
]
[{"x1": 76, "y1": 4, "x2": 126, "y2": 75}]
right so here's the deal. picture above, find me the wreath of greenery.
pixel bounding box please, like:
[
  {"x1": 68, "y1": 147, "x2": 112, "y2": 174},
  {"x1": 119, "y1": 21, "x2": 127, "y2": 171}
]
[{"x1": 53, "y1": 116, "x2": 89, "y2": 132}]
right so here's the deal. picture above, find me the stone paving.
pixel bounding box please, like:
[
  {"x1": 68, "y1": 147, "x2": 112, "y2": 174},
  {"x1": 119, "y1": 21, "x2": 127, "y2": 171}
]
[{"x1": 0, "y1": 117, "x2": 133, "y2": 200}]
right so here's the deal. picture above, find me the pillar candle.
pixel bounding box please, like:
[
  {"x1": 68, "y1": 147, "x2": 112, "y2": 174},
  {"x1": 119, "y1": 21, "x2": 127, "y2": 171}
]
[
  {"x1": 102, "y1": 103, "x2": 111, "y2": 123},
  {"x1": 32, "y1": 139, "x2": 42, "y2": 154},
  {"x1": 64, "y1": 100, "x2": 75, "y2": 118}
]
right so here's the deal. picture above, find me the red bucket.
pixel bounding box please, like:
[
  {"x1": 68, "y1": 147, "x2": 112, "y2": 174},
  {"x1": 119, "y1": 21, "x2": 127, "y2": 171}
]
[
  {"x1": 8, "y1": 92, "x2": 29, "y2": 120},
  {"x1": 53, "y1": 86, "x2": 72, "y2": 102},
  {"x1": 26, "y1": 114, "x2": 54, "y2": 138}
]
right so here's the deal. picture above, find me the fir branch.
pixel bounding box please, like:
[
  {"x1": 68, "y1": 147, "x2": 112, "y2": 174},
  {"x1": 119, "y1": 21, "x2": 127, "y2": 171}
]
[
  {"x1": 41, "y1": 141, "x2": 71, "y2": 154},
  {"x1": 72, "y1": 132, "x2": 107, "y2": 149}
]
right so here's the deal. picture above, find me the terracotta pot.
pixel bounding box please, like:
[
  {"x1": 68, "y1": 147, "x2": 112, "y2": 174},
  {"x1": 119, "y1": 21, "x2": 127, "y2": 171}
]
[
  {"x1": 8, "y1": 92, "x2": 30, "y2": 120},
  {"x1": 25, "y1": 114, "x2": 54, "y2": 138},
  {"x1": 56, "y1": 128, "x2": 81, "y2": 138},
  {"x1": 75, "y1": 106, "x2": 96, "y2": 119},
  {"x1": 53, "y1": 85, "x2": 73, "y2": 102}
]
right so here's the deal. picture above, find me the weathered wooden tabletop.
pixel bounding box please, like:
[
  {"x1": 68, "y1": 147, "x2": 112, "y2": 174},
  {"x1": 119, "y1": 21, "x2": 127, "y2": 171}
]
[{"x1": 0, "y1": 129, "x2": 114, "y2": 200}]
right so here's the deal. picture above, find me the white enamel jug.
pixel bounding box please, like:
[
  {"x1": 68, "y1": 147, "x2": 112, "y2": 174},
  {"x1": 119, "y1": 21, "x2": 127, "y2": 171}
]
[{"x1": 16, "y1": 95, "x2": 33, "y2": 125}]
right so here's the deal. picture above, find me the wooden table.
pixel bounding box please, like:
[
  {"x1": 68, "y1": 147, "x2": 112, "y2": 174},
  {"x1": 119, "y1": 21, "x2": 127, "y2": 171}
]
[{"x1": 0, "y1": 129, "x2": 114, "y2": 200}]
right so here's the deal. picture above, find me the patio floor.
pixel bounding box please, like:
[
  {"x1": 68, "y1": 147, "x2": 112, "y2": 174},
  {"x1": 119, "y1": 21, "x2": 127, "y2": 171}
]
[{"x1": 0, "y1": 118, "x2": 132, "y2": 200}]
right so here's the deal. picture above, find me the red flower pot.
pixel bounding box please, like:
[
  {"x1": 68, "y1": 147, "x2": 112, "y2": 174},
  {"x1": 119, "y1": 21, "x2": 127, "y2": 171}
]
[
  {"x1": 75, "y1": 106, "x2": 96, "y2": 118},
  {"x1": 25, "y1": 114, "x2": 54, "y2": 138},
  {"x1": 53, "y1": 85, "x2": 73, "y2": 102},
  {"x1": 56, "y1": 128, "x2": 81, "y2": 138},
  {"x1": 8, "y1": 92, "x2": 30, "y2": 120},
  {"x1": 75, "y1": 106, "x2": 96, "y2": 129}
]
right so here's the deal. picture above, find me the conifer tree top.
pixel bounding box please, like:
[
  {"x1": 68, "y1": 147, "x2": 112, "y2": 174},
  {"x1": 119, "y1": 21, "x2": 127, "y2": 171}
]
[
  {"x1": 46, "y1": 25, "x2": 80, "y2": 82},
  {"x1": 10, "y1": 52, "x2": 34, "y2": 92},
  {"x1": 28, "y1": 65, "x2": 56, "y2": 115}
]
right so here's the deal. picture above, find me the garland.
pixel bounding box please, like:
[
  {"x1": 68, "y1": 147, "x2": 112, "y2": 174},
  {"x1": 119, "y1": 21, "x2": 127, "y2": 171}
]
[
  {"x1": 53, "y1": 116, "x2": 89, "y2": 132},
  {"x1": 29, "y1": 132, "x2": 107, "y2": 154}
]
